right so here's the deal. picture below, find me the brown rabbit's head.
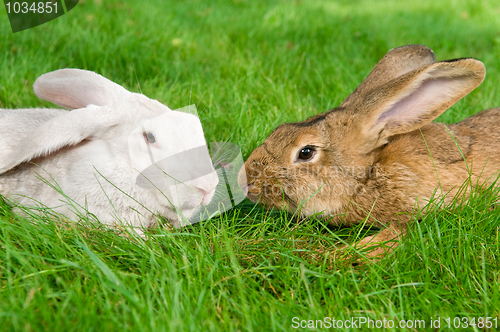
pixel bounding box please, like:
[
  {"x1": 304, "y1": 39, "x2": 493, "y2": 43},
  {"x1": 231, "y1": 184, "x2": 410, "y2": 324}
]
[{"x1": 238, "y1": 45, "x2": 486, "y2": 219}]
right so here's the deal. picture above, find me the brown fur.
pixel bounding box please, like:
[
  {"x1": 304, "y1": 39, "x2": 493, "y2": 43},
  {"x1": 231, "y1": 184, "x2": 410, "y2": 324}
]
[{"x1": 238, "y1": 45, "x2": 497, "y2": 257}]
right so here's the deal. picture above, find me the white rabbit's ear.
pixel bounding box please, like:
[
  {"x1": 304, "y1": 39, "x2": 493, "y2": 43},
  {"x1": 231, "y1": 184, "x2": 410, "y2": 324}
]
[
  {"x1": 342, "y1": 45, "x2": 436, "y2": 107},
  {"x1": 354, "y1": 58, "x2": 485, "y2": 153},
  {"x1": 33, "y1": 69, "x2": 128, "y2": 110},
  {"x1": 0, "y1": 106, "x2": 119, "y2": 174}
]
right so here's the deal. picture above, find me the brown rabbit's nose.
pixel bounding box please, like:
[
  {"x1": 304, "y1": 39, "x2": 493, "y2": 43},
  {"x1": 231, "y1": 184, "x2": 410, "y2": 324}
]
[
  {"x1": 237, "y1": 165, "x2": 248, "y2": 188},
  {"x1": 239, "y1": 181, "x2": 254, "y2": 195},
  {"x1": 236, "y1": 165, "x2": 253, "y2": 194}
]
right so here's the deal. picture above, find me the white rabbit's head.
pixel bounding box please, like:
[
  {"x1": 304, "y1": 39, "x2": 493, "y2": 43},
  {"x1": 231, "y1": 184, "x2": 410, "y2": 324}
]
[{"x1": 127, "y1": 103, "x2": 219, "y2": 220}]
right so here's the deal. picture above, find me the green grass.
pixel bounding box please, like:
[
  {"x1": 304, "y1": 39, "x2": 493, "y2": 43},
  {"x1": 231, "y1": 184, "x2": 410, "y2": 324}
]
[{"x1": 1, "y1": 0, "x2": 500, "y2": 330}]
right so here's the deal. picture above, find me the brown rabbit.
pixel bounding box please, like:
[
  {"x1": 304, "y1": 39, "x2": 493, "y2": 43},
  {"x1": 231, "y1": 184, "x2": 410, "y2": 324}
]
[{"x1": 237, "y1": 44, "x2": 499, "y2": 256}]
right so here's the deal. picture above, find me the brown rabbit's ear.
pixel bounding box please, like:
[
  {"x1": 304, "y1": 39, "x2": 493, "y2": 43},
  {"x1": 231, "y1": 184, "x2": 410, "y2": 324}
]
[
  {"x1": 353, "y1": 58, "x2": 485, "y2": 153},
  {"x1": 342, "y1": 45, "x2": 436, "y2": 107}
]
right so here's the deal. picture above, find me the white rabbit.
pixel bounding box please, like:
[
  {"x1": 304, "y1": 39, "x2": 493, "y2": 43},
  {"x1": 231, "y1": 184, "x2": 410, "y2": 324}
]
[{"x1": 0, "y1": 69, "x2": 219, "y2": 231}]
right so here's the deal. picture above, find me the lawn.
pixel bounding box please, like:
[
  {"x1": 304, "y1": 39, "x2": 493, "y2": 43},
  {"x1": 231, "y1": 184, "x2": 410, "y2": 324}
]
[{"x1": 1, "y1": 0, "x2": 500, "y2": 331}]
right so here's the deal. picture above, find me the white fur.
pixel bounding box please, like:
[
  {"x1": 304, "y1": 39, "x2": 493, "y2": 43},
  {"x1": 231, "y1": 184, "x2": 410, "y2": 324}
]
[{"x1": 0, "y1": 69, "x2": 219, "y2": 230}]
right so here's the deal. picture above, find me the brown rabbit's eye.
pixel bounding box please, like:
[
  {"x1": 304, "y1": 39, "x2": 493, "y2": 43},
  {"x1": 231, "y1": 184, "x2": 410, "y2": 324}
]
[
  {"x1": 144, "y1": 132, "x2": 156, "y2": 144},
  {"x1": 298, "y1": 146, "x2": 315, "y2": 161}
]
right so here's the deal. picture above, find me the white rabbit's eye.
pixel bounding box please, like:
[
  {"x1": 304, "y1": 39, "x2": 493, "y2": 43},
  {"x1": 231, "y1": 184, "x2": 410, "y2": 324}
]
[
  {"x1": 298, "y1": 146, "x2": 316, "y2": 161},
  {"x1": 144, "y1": 132, "x2": 156, "y2": 144}
]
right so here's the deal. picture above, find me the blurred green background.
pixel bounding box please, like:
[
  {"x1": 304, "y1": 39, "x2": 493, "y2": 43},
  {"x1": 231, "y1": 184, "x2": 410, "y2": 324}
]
[{"x1": 2, "y1": 0, "x2": 499, "y2": 156}]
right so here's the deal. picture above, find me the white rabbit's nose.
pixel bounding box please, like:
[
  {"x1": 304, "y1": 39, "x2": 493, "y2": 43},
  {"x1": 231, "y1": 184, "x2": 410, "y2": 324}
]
[
  {"x1": 191, "y1": 171, "x2": 218, "y2": 204},
  {"x1": 195, "y1": 185, "x2": 217, "y2": 206}
]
